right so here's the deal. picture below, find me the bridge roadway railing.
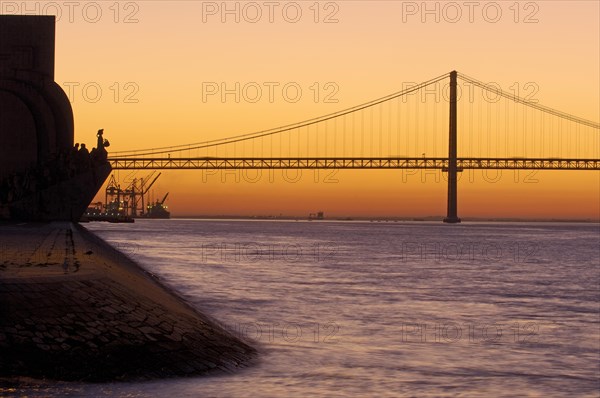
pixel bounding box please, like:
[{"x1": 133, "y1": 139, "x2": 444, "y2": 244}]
[{"x1": 108, "y1": 157, "x2": 600, "y2": 170}]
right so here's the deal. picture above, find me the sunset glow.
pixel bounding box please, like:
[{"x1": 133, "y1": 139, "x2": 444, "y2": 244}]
[{"x1": 19, "y1": 0, "x2": 597, "y2": 218}]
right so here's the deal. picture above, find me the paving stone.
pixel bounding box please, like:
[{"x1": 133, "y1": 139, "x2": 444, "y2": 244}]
[{"x1": 0, "y1": 223, "x2": 257, "y2": 382}]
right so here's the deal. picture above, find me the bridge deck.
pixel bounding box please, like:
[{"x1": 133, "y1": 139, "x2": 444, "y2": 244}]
[{"x1": 108, "y1": 157, "x2": 600, "y2": 170}]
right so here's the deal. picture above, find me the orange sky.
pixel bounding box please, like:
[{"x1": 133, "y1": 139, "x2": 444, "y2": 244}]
[{"x1": 16, "y1": 0, "x2": 598, "y2": 218}]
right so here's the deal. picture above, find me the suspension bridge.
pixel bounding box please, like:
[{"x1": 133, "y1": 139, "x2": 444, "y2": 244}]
[{"x1": 107, "y1": 71, "x2": 600, "y2": 223}]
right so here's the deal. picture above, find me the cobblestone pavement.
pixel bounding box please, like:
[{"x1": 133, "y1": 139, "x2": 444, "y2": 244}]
[{"x1": 0, "y1": 223, "x2": 256, "y2": 381}]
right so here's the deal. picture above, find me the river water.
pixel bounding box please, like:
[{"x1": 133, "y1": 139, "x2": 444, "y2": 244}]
[{"x1": 6, "y1": 220, "x2": 600, "y2": 397}]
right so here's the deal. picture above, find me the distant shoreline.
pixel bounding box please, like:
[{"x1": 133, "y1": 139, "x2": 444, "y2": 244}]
[{"x1": 165, "y1": 215, "x2": 600, "y2": 224}]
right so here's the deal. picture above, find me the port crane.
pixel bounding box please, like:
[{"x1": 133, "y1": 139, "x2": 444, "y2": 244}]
[
  {"x1": 160, "y1": 192, "x2": 169, "y2": 205},
  {"x1": 104, "y1": 172, "x2": 163, "y2": 217}
]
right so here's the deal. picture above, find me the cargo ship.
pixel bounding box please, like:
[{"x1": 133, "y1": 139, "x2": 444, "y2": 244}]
[
  {"x1": 0, "y1": 16, "x2": 111, "y2": 221},
  {"x1": 144, "y1": 193, "x2": 171, "y2": 219}
]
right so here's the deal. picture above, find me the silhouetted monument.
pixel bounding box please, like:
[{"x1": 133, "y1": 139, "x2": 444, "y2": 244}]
[{"x1": 0, "y1": 15, "x2": 111, "y2": 221}]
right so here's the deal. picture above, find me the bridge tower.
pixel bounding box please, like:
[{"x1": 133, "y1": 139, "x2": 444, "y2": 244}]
[{"x1": 443, "y1": 70, "x2": 461, "y2": 223}]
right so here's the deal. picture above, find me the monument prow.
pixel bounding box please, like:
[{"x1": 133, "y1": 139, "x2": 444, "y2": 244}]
[{"x1": 0, "y1": 15, "x2": 111, "y2": 221}]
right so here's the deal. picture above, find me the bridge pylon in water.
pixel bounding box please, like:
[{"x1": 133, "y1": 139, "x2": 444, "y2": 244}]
[{"x1": 443, "y1": 71, "x2": 462, "y2": 223}]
